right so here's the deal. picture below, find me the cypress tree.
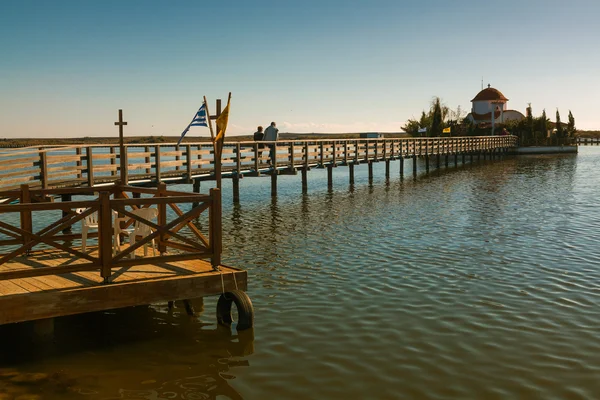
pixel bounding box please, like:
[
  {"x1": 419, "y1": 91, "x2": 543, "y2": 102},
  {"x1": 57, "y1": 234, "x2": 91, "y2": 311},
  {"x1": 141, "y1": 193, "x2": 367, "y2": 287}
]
[
  {"x1": 567, "y1": 110, "x2": 576, "y2": 139},
  {"x1": 430, "y1": 98, "x2": 443, "y2": 137},
  {"x1": 555, "y1": 109, "x2": 563, "y2": 145}
]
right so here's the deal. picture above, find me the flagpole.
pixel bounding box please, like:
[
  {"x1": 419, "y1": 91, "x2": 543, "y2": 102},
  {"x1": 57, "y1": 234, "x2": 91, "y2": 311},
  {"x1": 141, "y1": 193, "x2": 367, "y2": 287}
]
[
  {"x1": 203, "y1": 96, "x2": 215, "y2": 142},
  {"x1": 214, "y1": 93, "x2": 230, "y2": 191}
]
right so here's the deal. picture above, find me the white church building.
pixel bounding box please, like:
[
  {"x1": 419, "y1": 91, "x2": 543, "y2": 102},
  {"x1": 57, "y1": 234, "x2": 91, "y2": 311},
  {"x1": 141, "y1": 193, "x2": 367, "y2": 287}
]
[{"x1": 466, "y1": 85, "x2": 525, "y2": 125}]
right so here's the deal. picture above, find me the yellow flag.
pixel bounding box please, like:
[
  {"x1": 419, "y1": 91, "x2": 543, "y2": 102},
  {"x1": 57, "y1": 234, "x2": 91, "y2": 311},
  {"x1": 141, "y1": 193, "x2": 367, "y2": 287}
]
[
  {"x1": 443, "y1": 127, "x2": 451, "y2": 133},
  {"x1": 214, "y1": 103, "x2": 230, "y2": 144}
]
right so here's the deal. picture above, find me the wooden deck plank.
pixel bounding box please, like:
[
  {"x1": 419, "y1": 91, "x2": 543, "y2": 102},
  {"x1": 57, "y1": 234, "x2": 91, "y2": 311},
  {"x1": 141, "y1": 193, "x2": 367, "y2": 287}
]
[{"x1": 0, "y1": 247, "x2": 247, "y2": 325}]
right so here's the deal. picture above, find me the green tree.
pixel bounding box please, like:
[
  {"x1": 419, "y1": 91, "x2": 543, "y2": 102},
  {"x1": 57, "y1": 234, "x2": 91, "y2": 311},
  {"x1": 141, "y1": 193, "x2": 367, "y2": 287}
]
[
  {"x1": 555, "y1": 109, "x2": 563, "y2": 145},
  {"x1": 526, "y1": 104, "x2": 534, "y2": 146},
  {"x1": 430, "y1": 97, "x2": 443, "y2": 137},
  {"x1": 567, "y1": 110, "x2": 576, "y2": 139}
]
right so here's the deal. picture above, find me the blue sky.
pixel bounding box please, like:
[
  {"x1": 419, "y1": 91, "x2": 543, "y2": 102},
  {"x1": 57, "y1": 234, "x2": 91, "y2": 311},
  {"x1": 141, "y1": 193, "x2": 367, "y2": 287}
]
[{"x1": 1, "y1": 0, "x2": 598, "y2": 138}]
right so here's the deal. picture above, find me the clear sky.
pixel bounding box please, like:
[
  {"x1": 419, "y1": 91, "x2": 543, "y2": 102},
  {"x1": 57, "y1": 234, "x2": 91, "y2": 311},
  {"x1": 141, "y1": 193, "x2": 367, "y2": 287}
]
[{"x1": 1, "y1": 0, "x2": 598, "y2": 138}]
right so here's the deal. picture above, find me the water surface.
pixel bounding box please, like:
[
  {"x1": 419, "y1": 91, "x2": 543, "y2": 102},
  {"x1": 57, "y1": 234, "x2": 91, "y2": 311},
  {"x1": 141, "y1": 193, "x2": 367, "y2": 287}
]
[{"x1": 1, "y1": 147, "x2": 599, "y2": 399}]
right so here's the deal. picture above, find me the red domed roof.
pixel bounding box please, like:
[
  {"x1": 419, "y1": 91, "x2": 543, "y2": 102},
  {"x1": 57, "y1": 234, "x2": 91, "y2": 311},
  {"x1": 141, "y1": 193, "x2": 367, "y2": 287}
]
[{"x1": 471, "y1": 87, "x2": 508, "y2": 102}]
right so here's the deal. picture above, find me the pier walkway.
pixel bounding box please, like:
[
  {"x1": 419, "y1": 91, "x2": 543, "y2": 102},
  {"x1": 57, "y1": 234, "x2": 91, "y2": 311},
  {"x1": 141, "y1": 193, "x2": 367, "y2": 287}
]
[
  {"x1": 0, "y1": 136, "x2": 517, "y2": 195},
  {"x1": 0, "y1": 184, "x2": 246, "y2": 327}
]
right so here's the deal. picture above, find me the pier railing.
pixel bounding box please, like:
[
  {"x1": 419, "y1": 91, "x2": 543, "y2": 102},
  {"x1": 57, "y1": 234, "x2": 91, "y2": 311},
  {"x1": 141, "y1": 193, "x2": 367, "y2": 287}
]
[
  {"x1": 0, "y1": 183, "x2": 222, "y2": 281},
  {"x1": 0, "y1": 136, "x2": 517, "y2": 190}
]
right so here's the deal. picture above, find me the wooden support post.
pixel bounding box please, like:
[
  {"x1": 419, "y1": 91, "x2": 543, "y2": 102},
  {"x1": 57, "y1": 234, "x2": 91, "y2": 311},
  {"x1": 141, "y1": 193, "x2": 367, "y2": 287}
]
[
  {"x1": 209, "y1": 187, "x2": 222, "y2": 270},
  {"x1": 99, "y1": 191, "x2": 112, "y2": 281},
  {"x1": 271, "y1": 172, "x2": 277, "y2": 197},
  {"x1": 133, "y1": 192, "x2": 141, "y2": 199},
  {"x1": 349, "y1": 163, "x2": 355, "y2": 184},
  {"x1": 385, "y1": 159, "x2": 390, "y2": 178},
  {"x1": 454, "y1": 153, "x2": 458, "y2": 167},
  {"x1": 61, "y1": 194, "x2": 72, "y2": 233},
  {"x1": 478, "y1": 151, "x2": 481, "y2": 161},
  {"x1": 232, "y1": 175, "x2": 240, "y2": 203},
  {"x1": 462, "y1": 153, "x2": 466, "y2": 164},
  {"x1": 399, "y1": 157, "x2": 404, "y2": 177},
  {"x1": 192, "y1": 179, "x2": 201, "y2": 208},
  {"x1": 412, "y1": 155, "x2": 417, "y2": 177},
  {"x1": 368, "y1": 161, "x2": 373, "y2": 181},
  {"x1": 445, "y1": 154, "x2": 449, "y2": 168},
  {"x1": 436, "y1": 153, "x2": 441, "y2": 169},
  {"x1": 327, "y1": 164, "x2": 333, "y2": 188},
  {"x1": 86, "y1": 146, "x2": 94, "y2": 187},
  {"x1": 301, "y1": 167, "x2": 308, "y2": 193},
  {"x1": 425, "y1": 155, "x2": 429, "y2": 173}
]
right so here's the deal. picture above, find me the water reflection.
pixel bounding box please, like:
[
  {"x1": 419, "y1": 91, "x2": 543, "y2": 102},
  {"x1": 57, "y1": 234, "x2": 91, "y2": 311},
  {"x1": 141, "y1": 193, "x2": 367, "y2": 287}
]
[{"x1": 0, "y1": 304, "x2": 254, "y2": 400}]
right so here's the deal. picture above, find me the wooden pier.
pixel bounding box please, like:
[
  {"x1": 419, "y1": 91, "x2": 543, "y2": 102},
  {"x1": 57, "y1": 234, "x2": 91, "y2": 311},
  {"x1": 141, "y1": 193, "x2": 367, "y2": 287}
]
[
  {"x1": 0, "y1": 136, "x2": 517, "y2": 197},
  {"x1": 0, "y1": 183, "x2": 248, "y2": 327}
]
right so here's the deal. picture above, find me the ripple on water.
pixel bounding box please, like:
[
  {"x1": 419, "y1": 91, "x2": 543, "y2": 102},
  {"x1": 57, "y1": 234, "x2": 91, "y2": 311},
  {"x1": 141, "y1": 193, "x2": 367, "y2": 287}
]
[{"x1": 2, "y1": 149, "x2": 600, "y2": 398}]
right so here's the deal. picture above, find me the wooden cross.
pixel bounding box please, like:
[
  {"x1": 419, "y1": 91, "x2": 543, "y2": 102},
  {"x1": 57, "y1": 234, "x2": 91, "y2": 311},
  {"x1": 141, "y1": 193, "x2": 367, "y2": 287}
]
[
  {"x1": 115, "y1": 109, "x2": 128, "y2": 183},
  {"x1": 210, "y1": 99, "x2": 222, "y2": 121}
]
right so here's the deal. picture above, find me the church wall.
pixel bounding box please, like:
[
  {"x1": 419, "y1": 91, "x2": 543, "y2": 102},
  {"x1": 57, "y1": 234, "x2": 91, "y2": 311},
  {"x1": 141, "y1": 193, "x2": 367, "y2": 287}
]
[{"x1": 472, "y1": 100, "x2": 506, "y2": 114}]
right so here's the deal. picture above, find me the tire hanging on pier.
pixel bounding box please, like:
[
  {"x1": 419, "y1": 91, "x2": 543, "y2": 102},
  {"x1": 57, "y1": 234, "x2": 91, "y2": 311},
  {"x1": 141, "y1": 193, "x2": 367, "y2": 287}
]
[{"x1": 216, "y1": 290, "x2": 254, "y2": 330}]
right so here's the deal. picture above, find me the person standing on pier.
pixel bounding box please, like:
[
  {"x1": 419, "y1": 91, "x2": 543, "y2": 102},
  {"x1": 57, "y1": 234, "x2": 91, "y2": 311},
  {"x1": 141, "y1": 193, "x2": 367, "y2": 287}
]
[
  {"x1": 253, "y1": 125, "x2": 264, "y2": 142},
  {"x1": 263, "y1": 121, "x2": 279, "y2": 166}
]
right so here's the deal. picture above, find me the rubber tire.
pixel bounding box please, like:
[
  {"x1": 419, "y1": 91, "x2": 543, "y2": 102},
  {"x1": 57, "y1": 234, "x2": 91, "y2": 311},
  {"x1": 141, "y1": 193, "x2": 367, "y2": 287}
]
[{"x1": 216, "y1": 290, "x2": 254, "y2": 331}]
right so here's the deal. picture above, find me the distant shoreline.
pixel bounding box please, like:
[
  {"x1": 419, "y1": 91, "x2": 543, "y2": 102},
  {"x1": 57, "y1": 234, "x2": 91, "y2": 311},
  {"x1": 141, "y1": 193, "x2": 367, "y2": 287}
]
[
  {"x1": 0, "y1": 130, "x2": 597, "y2": 148},
  {"x1": 0, "y1": 132, "x2": 410, "y2": 147}
]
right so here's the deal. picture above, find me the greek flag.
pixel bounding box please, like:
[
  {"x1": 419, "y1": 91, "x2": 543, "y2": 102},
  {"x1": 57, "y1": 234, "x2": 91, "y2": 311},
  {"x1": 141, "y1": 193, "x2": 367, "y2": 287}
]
[{"x1": 178, "y1": 104, "x2": 208, "y2": 145}]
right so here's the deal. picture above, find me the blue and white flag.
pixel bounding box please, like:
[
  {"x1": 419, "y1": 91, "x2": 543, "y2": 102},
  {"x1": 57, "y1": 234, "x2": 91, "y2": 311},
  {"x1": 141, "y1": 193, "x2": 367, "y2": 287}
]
[{"x1": 178, "y1": 104, "x2": 208, "y2": 145}]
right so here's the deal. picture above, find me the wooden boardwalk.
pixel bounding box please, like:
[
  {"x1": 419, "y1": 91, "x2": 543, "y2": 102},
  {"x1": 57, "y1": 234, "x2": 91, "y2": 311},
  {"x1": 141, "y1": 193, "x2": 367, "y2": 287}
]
[
  {"x1": 0, "y1": 136, "x2": 517, "y2": 192},
  {"x1": 0, "y1": 184, "x2": 249, "y2": 327},
  {"x1": 0, "y1": 247, "x2": 245, "y2": 325}
]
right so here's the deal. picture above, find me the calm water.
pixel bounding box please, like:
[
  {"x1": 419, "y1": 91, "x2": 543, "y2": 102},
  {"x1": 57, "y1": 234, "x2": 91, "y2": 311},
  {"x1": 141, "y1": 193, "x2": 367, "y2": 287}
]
[{"x1": 1, "y1": 147, "x2": 600, "y2": 399}]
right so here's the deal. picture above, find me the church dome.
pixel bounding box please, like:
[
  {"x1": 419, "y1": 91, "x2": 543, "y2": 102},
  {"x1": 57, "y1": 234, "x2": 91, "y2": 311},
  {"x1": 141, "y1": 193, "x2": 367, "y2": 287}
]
[{"x1": 471, "y1": 87, "x2": 508, "y2": 102}]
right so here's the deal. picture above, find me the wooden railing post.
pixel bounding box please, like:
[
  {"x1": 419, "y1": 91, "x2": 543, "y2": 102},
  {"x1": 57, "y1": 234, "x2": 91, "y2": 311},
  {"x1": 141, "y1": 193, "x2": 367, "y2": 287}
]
[
  {"x1": 236, "y1": 143, "x2": 242, "y2": 175},
  {"x1": 209, "y1": 187, "x2": 222, "y2": 270},
  {"x1": 38, "y1": 148, "x2": 48, "y2": 189},
  {"x1": 76, "y1": 147, "x2": 83, "y2": 180},
  {"x1": 145, "y1": 145, "x2": 151, "y2": 175},
  {"x1": 332, "y1": 141, "x2": 337, "y2": 165},
  {"x1": 253, "y1": 143, "x2": 260, "y2": 173},
  {"x1": 343, "y1": 141, "x2": 348, "y2": 164},
  {"x1": 86, "y1": 146, "x2": 94, "y2": 187},
  {"x1": 20, "y1": 184, "x2": 32, "y2": 252},
  {"x1": 186, "y1": 144, "x2": 192, "y2": 182},
  {"x1": 121, "y1": 145, "x2": 129, "y2": 184},
  {"x1": 175, "y1": 144, "x2": 181, "y2": 171},
  {"x1": 99, "y1": 191, "x2": 112, "y2": 282},
  {"x1": 157, "y1": 182, "x2": 167, "y2": 254},
  {"x1": 109, "y1": 146, "x2": 116, "y2": 177},
  {"x1": 155, "y1": 145, "x2": 161, "y2": 183},
  {"x1": 289, "y1": 142, "x2": 295, "y2": 169}
]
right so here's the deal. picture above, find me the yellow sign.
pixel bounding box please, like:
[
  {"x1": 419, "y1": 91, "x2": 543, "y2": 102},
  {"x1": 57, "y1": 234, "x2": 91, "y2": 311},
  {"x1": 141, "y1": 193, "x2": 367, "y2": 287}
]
[{"x1": 443, "y1": 127, "x2": 451, "y2": 133}]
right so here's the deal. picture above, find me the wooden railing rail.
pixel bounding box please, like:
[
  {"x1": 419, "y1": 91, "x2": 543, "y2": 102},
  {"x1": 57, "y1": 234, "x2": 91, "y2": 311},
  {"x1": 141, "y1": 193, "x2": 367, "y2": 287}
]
[
  {"x1": 0, "y1": 183, "x2": 222, "y2": 281},
  {"x1": 0, "y1": 136, "x2": 517, "y2": 191}
]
